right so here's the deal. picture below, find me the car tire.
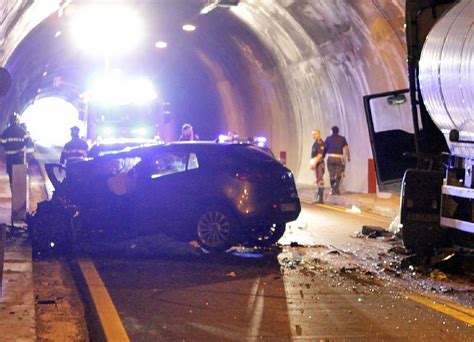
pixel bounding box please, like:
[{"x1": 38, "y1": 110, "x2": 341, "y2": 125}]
[
  {"x1": 251, "y1": 223, "x2": 286, "y2": 247},
  {"x1": 402, "y1": 222, "x2": 446, "y2": 256},
  {"x1": 196, "y1": 206, "x2": 238, "y2": 251}
]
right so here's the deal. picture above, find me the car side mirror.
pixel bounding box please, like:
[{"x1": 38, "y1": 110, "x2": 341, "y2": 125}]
[{"x1": 45, "y1": 163, "x2": 66, "y2": 190}]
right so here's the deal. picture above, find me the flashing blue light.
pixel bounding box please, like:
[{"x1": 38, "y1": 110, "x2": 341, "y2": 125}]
[{"x1": 218, "y1": 134, "x2": 229, "y2": 143}]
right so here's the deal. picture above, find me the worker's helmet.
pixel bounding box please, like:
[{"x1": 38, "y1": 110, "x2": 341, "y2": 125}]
[{"x1": 9, "y1": 113, "x2": 20, "y2": 125}]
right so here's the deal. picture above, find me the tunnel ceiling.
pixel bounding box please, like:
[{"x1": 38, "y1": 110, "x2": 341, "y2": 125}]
[{"x1": 0, "y1": 0, "x2": 409, "y2": 193}]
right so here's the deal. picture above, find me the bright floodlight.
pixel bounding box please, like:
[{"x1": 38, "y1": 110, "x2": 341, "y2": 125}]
[
  {"x1": 87, "y1": 72, "x2": 157, "y2": 105},
  {"x1": 71, "y1": 5, "x2": 144, "y2": 56},
  {"x1": 182, "y1": 24, "x2": 196, "y2": 32},
  {"x1": 155, "y1": 41, "x2": 167, "y2": 49},
  {"x1": 21, "y1": 97, "x2": 83, "y2": 146}
]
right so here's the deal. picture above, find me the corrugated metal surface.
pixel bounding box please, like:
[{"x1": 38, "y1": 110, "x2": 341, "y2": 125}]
[{"x1": 419, "y1": 0, "x2": 474, "y2": 158}]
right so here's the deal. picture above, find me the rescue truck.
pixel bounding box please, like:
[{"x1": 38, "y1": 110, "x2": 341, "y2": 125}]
[{"x1": 364, "y1": 0, "x2": 473, "y2": 254}]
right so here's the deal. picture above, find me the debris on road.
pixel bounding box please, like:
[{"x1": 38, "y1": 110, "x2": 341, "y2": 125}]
[
  {"x1": 339, "y1": 266, "x2": 359, "y2": 273},
  {"x1": 429, "y1": 249, "x2": 457, "y2": 267},
  {"x1": 388, "y1": 245, "x2": 408, "y2": 255},
  {"x1": 226, "y1": 271, "x2": 237, "y2": 277},
  {"x1": 345, "y1": 205, "x2": 362, "y2": 214},
  {"x1": 381, "y1": 263, "x2": 401, "y2": 276},
  {"x1": 329, "y1": 245, "x2": 353, "y2": 255},
  {"x1": 361, "y1": 225, "x2": 391, "y2": 238},
  {"x1": 327, "y1": 249, "x2": 340, "y2": 255},
  {"x1": 387, "y1": 215, "x2": 401, "y2": 234},
  {"x1": 430, "y1": 270, "x2": 448, "y2": 281}
]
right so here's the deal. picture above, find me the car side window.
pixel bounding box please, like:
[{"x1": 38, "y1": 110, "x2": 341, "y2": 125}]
[
  {"x1": 188, "y1": 153, "x2": 199, "y2": 170},
  {"x1": 106, "y1": 157, "x2": 142, "y2": 195},
  {"x1": 151, "y1": 152, "x2": 187, "y2": 179}
]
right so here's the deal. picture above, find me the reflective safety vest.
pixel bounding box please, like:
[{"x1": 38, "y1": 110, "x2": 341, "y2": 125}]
[
  {"x1": 1, "y1": 125, "x2": 29, "y2": 155},
  {"x1": 60, "y1": 137, "x2": 89, "y2": 165}
]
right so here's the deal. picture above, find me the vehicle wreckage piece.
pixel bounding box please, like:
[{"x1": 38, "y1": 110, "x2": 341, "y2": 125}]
[{"x1": 27, "y1": 198, "x2": 76, "y2": 255}]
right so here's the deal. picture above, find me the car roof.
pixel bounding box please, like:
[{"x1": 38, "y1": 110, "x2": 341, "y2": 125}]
[
  {"x1": 88, "y1": 141, "x2": 253, "y2": 160},
  {"x1": 91, "y1": 138, "x2": 158, "y2": 146}
]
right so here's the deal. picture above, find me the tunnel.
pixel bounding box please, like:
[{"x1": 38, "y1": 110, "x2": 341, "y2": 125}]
[{"x1": 0, "y1": 0, "x2": 410, "y2": 193}]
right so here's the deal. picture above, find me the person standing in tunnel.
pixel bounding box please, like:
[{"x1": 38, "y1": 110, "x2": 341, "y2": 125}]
[
  {"x1": 179, "y1": 123, "x2": 199, "y2": 141},
  {"x1": 1, "y1": 113, "x2": 30, "y2": 185},
  {"x1": 60, "y1": 126, "x2": 89, "y2": 166},
  {"x1": 325, "y1": 126, "x2": 350, "y2": 195},
  {"x1": 310, "y1": 129, "x2": 326, "y2": 203}
]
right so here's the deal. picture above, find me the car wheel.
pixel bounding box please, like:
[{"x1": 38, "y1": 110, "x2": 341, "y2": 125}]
[
  {"x1": 402, "y1": 222, "x2": 446, "y2": 256},
  {"x1": 251, "y1": 223, "x2": 286, "y2": 247},
  {"x1": 196, "y1": 207, "x2": 237, "y2": 251}
]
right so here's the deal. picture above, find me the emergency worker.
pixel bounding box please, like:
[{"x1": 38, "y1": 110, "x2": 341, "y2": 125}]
[
  {"x1": 60, "y1": 126, "x2": 89, "y2": 166},
  {"x1": 1, "y1": 113, "x2": 29, "y2": 184},
  {"x1": 179, "y1": 123, "x2": 199, "y2": 141},
  {"x1": 325, "y1": 126, "x2": 350, "y2": 195},
  {"x1": 310, "y1": 129, "x2": 326, "y2": 203}
]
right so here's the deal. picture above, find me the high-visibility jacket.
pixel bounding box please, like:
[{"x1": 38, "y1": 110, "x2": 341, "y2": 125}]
[
  {"x1": 60, "y1": 137, "x2": 89, "y2": 165},
  {"x1": 1, "y1": 124, "x2": 29, "y2": 156}
]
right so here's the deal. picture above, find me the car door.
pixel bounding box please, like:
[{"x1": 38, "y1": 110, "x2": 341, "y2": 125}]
[{"x1": 132, "y1": 149, "x2": 202, "y2": 237}]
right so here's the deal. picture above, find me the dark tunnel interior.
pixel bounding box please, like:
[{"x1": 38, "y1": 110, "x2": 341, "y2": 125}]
[
  {"x1": 1, "y1": 0, "x2": 426, "y2": 192},
  {"x1": 1, "y1": 1, "x2": 279, "y2": 141}
]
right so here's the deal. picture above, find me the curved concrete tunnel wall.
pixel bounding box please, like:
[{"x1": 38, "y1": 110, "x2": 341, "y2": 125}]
[
  {"x1": 231, "y1": 0, "x2": 409, "y2": 192},
  {"x1": 0, "y1": 0, "x2": 410, "y2": 193}
]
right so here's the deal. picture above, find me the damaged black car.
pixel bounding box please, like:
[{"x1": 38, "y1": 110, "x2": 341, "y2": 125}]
[{"x1": 28, "y1": 142, "x2": 301, "y2": 254}]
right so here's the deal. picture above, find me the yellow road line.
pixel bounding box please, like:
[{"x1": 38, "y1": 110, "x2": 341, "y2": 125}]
[
  {"x1": 312, "y1": 203, "x2": 392, "y2": 223},
  {"x1": 78, "y1": 259, "x2": 130, "y2": 341},
  {"x1": 423, "y1": 293, "x2": 474, "y2": 316},
  {"x1": 406, "y1": 294, "x2": 474, "y2": 326}
]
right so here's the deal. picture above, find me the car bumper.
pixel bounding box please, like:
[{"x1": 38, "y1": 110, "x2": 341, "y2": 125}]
[{"x1": 237, "y1": 198, "x2": 301, "y2": 227}]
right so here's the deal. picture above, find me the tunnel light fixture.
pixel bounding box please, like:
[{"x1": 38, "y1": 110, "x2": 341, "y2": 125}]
[
  {"x1": 55, "y1": 31, "x2": 62, "y2": 38},
  {"x1": 182, "y1": 24, "x2": 196, "y2": 32},
  {"x1": 200, "y1": 0, "x2": 240, "y2": 15},
  {"x1": 155, "y1": 41, "x2": 168, "y2": 49},
  {"x1": 200, "y1": 1, "x2": 219, "y2": 15},
  {"x1": 71, "y1": 5, "x2": 144, "y2": 56}
]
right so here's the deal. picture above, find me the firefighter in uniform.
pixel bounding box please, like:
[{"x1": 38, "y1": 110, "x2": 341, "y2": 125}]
[
  {"x1": 60, "y1": 126, "x2": 89, "y2": 166},
  {"x1": 325, "y1": 126, "x2": 350, "y2": 195},
  {"x1": 179, "y1": 123, "x2": 199, "y2": 141},
  {"x1": 310, "y1": 129, "x2": 326, "y2": 203},
  {"x1": 1, "y1": 113, "x2": 29, "y2": 185}
]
